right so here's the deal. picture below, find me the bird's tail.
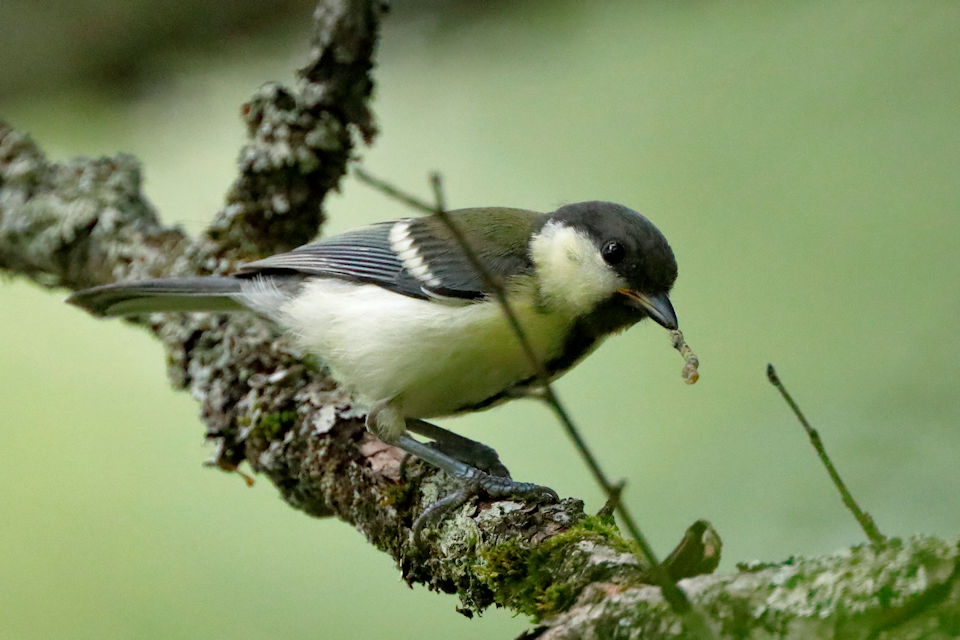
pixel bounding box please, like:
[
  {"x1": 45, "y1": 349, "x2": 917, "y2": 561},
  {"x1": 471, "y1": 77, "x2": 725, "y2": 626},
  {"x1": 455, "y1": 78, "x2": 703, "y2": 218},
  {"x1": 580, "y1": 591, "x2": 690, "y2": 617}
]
[{"x1": 67, "y1": 277, "x2": 246, "y2": 317}]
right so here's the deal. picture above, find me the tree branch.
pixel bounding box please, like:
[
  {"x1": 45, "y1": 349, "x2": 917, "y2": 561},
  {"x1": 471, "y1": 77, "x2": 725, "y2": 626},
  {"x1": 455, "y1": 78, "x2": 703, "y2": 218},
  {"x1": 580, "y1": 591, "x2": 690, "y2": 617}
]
[
  {"x1": 207, "y1": 0, "x2": 381, "y2": 259},
  {"x1": 3, "y1": 1, "x2": 960, "y2": 638},
  {"x1": 531, "y1": 535, "x2": 960, "y2": 639}
]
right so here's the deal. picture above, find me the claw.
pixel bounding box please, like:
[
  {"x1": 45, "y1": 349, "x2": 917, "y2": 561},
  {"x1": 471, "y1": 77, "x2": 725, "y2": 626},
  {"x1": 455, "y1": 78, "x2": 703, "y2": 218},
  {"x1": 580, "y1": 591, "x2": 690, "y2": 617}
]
[
  {"x1": 375, "y1": 427, "x2": 558, "y2": 540},
  {"x1": 412, "y1": 486, "x2": 472, "y2": 538},
  {"x1": 412, "y1": 470, "x2": 558, "y2": 541}
]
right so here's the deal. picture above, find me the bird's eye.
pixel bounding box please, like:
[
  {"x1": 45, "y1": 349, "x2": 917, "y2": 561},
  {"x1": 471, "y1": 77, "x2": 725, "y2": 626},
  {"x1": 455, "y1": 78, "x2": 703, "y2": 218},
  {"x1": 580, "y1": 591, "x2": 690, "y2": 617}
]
[{"x1": 601, "y1": 240, "x2": 625, "y2": 265}]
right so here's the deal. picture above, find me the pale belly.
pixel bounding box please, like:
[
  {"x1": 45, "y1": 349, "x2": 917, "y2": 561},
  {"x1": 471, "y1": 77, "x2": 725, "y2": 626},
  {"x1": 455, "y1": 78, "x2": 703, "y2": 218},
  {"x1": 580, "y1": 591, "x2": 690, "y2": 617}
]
[{"x1": 278, "y1": 279, "x2": 574, "y2": 418}]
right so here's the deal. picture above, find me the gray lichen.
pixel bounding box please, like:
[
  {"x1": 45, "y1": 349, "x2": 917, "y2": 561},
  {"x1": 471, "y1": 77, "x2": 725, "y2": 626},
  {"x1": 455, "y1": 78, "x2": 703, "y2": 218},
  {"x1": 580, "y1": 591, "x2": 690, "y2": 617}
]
[{"x1": 538, "y1": 536, "x2": 960, "y2": 639}]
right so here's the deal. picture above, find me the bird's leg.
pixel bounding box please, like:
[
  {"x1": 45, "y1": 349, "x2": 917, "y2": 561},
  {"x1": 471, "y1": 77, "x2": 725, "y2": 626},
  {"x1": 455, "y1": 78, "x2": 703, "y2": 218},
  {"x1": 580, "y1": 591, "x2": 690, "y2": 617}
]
[
  {"x1": 366, "y1": 402, "x2": 558, "y2": 537},
  {"x1": 406, "y1": 418, "x2": 511, "y2": 478},
  {"x1": 394, "y1": 433, "x2": 559, "y2": 537}
]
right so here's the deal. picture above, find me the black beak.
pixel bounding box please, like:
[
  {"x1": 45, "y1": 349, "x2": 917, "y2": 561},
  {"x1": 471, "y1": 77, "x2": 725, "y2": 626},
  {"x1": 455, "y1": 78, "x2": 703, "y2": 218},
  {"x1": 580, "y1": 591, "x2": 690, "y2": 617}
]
[{"x1": 617, "y1": 289, "x2": 678, "y2": 330}]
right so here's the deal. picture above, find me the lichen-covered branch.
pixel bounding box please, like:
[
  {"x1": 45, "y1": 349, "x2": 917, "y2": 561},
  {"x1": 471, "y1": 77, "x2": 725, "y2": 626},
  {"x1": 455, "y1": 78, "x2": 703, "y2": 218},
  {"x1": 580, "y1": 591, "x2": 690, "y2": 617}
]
[
  {"x1": 3, "y1": 1, "x2": 960, "y2": 638},
  {"x1": 206, "y1": 0, "x2": 382, "y2": 260},
  {"x1": 532, "y1": 535, "x2": 960, "y2": 640}
]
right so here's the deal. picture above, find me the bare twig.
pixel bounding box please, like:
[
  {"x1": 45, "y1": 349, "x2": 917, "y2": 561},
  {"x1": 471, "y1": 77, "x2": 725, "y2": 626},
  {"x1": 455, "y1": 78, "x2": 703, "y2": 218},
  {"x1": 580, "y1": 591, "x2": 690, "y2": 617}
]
[
  {"x1": 355, "y1": 166, "x2": 716, "y2": 639},
  {"x1": 766, "y1": 363, "x2": 887, "y2": 546},
  {"x1": 428, "y1": 171, "x2": 447, "y2": 213}
]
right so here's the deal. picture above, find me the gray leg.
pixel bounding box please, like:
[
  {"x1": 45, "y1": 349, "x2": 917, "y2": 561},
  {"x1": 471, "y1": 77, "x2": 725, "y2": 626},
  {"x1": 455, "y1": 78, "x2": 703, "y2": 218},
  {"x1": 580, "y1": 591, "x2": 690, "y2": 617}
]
[
  {"x1": 366, "y1": 402, "x2": 558, "y2": 537},
  {"x1": 407, "y1": 418, "x2": 510, "y2": 478},
  {"x1": 394, "y1": 433, "x2": 558, "y2": 537}
]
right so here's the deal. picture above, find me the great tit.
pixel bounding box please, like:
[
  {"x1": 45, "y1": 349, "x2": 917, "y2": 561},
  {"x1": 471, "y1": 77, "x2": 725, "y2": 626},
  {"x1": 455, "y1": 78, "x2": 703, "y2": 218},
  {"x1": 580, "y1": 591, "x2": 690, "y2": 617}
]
[{"x1": 69, "y1": 201, "x2": 680, "y2": 506}]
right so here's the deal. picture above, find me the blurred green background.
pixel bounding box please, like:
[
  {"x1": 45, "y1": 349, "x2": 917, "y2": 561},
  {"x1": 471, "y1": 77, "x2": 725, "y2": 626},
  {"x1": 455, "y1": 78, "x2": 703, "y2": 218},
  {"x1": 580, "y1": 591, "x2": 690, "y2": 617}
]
[{"x1": 2, "y1": 1, "x2": 959, "y2": 638}]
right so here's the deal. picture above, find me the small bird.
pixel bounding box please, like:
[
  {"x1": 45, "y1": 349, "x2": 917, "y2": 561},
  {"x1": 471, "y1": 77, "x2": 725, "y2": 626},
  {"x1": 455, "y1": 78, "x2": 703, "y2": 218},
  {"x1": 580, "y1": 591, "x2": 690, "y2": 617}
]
[{"x1": 69, "y1": 201, "x2": 680, "y2": 509}]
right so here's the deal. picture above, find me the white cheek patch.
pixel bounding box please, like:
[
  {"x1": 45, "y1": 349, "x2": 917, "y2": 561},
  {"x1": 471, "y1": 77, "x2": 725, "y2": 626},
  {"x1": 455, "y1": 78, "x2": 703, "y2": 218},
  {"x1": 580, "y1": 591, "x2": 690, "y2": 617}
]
[
  {"x1": 530, "y1": 221, "x2": 626, "y2": 314},
  {"x1": 389, "y1": 221, "x2": 443, "y2": 289}
]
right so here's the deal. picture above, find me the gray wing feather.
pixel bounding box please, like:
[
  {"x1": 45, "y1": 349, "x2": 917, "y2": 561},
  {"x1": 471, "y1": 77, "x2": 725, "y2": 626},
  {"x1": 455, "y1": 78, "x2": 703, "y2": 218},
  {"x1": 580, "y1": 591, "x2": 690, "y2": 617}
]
[
  {"x1": 234, "y1": 210, "x2": 540, "y2": 301},
  {"x1": 393, "y1": 210, "x2": 540, "y2": 300},
  {"x1": 236, "y1": 223, "x2": 403, "y2": 281}
]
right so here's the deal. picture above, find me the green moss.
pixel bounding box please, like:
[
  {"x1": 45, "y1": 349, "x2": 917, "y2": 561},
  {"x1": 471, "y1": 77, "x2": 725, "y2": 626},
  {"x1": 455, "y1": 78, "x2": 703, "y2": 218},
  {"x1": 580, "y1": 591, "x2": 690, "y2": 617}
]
[
  {"x1": 782, "y1": 571, "x2": 803, "y2": 590},
  {"x1": 380, "y1": 477, "x2": 417, "y2": 509},
  {"x1": 256, "y1": 410, "x2": 297, "y2": 440},
  {"x1": 472, "y1": 514, "x2": 635, "y2": 618},
  {"x1": 570, "y1": 514, "x2": 636, "y2": 554}
]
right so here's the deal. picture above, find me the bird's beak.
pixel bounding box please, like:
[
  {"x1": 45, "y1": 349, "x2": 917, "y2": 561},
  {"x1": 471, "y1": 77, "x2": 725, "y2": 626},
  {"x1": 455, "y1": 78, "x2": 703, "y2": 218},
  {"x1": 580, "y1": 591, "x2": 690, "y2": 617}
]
[{"x1": 617, "y1": 289, "x2": 678, "y2": 330}]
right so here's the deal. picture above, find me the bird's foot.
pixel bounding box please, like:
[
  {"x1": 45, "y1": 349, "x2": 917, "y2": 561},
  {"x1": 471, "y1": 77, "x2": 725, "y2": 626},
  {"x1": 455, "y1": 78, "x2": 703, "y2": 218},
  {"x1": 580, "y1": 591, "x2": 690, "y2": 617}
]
[
  {"x1": 412, "y1": 469, "x2": 558, "y2": 540},
  {"x1": 377, "y1": 430, "x2": 557, "y2": 540}
]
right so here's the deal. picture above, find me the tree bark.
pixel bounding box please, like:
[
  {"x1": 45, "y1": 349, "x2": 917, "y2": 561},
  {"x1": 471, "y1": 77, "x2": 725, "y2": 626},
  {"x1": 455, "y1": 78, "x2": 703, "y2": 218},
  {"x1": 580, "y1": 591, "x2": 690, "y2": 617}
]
[{"x1": 2, "y1": 1, "x2": 958, "y2": 638}]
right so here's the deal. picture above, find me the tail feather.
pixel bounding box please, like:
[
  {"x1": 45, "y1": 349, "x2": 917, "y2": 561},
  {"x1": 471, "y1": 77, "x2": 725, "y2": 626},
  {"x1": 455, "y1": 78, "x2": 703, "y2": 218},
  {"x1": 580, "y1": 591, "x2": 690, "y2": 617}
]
[{"x1": 67, "y1": 277, "x2": 246, "y2": 317}]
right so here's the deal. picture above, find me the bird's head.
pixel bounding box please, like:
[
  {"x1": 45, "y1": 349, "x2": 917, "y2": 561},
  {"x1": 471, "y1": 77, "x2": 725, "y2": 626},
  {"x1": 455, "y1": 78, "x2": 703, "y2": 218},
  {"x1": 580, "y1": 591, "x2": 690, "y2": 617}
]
[{"x1": 529, "y1": 201, "x2": 678, "y2": 329}]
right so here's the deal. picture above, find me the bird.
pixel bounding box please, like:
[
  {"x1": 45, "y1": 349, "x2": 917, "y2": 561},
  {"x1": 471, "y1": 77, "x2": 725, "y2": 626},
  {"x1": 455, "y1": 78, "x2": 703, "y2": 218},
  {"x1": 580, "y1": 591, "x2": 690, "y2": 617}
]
[{"x1": 68, "y1": 201, "x2": 680, "y2": 514}]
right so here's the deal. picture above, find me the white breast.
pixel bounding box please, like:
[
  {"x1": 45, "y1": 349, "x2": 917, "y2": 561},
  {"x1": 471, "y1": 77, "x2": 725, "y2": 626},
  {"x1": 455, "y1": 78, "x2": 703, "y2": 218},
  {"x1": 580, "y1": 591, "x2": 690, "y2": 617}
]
[{"x1": 272, "y1": 278, "x2": 576, "y2": 419}]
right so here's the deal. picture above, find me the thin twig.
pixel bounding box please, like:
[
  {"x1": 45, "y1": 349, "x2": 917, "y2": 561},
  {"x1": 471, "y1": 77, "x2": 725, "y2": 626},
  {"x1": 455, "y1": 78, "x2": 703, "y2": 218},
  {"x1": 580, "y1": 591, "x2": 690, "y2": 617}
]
[
  {"x1": 766, "y1": 363, "x2": 887, "y2": 546},
  {"x1": 356, "y1": 169, "x2": 437, "y2": 214},
  {"x1": 428, "y1": 172, "x2": 447, "y2": 213},
  {"x1": 355, "y1": 166, "x2": 715, "y2": 638}
]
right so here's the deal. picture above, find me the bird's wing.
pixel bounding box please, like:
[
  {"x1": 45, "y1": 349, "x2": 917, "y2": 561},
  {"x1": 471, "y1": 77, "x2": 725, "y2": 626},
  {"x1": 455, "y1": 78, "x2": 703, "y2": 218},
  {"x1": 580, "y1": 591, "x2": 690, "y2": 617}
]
[
  {"x1": 235, "y1": 207, "x2": 543, "y2": 302},
  {"x1": 236, "y1": 222, "x2": 404, "y2": 286}
]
